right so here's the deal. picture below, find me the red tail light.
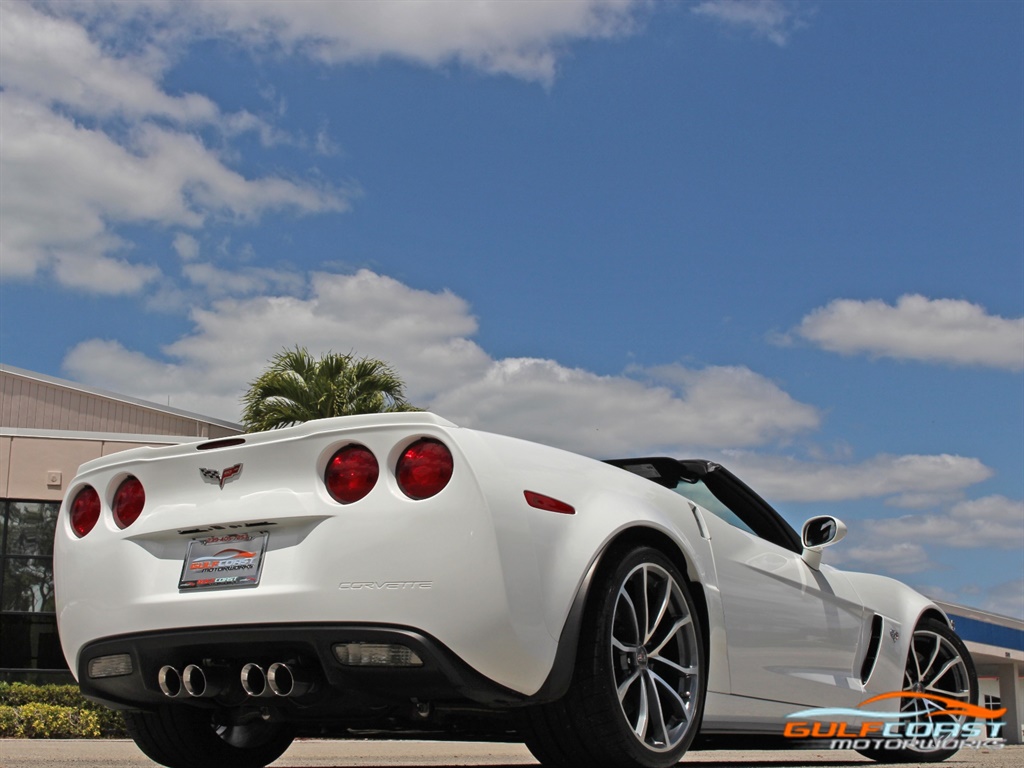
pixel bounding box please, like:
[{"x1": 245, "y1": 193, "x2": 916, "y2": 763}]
[
  {"x1": 113, "y1": 476, "x2": 145, "y2": 528},
  {"x1": 325, "y1": 444, "x2": 379, "y2": 504},
  {"x1": 70, "y1": 486, "x2": 101, "y2": 537},
  {"x1": 396, "y1": 439, "x2": 453, "y2": 500}
]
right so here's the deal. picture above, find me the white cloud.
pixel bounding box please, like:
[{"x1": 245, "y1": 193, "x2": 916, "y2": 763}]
[
  {"x1": 433, "y1": 359, "x2": 820, "y2": 456},
  {"x1": 721, "y1": 452, "x2": 993, "y2": 503},
  {"x1": 830, "y1": 542, "x2": 935, "y2": 575},
  {"x1": 58, "y1": 266, "x2": 997, "y2": 510},
  {"x1": 61, "y1": 268, "x2": 823, "y2": 456},
  {"x1": 0, "y1": 3, "x2": 350, "y2": 294},
  {"x1": 0, "y1": 0, "x2": 649, "y2": 296},
  {"x1": 173, "y1": 233, "x2": 200, "y2": 261},
  {"x1": 790, "y1": 295, "x2": 1024, "y2": 371},
  {"x1": 186, "y1": 0, "x2": 644, "y2": 85},
  {"x1": 864, "y1": 495, "x2": 1024, "y2": 550},
  {"x1": 691, "y1": 0, "x2": 806, "y2": 47},
  {"x1": 980, "y1": 579, "x2": 1024, "y2": 619},
  {"x1": 826, "y1": 496, "x2": 1023, "y2": 587},
  {"x1": 0, "y1": 1, "x2": 217, "y2": 122},
  {"x1": 35, "y1": 0, "x2": 645, "y2": 87},
  {"x1": 181, "y1": 263, "x2": 306, "y2": 299},
  {"x1": 0, "y1": 92, "x2": 347, "y2": 291},
  {"x1": 63, "y1": 270, "x2": 493, "y2": 419}
]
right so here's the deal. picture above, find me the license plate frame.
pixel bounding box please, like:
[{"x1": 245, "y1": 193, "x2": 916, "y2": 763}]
[{"x1": 178, "y1": 531, "x2": 268, "y2": 591}]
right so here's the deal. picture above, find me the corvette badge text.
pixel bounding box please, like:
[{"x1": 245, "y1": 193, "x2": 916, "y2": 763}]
[
  {"x1": 785, "y1": 692, "x2": 1007, "y2": 752},
  {"x1": 339, "y1": 581, "x2": 433, "y2": 591}
]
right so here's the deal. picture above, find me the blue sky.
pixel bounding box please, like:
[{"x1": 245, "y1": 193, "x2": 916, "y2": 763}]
[{"x1": 1, "y1": 0, "x2": 1021, "y2": 617}]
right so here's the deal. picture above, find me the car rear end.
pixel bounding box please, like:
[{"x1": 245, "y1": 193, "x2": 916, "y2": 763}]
[{"x1": 54, "y1": 412, "x2": 563, "y2": 722}]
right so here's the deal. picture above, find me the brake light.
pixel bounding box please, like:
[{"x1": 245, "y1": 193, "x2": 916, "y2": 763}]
[
  {"x1": 396, "y1": 439, "x2": 453, "y2": 500},
  {"x1": 70, "y1": 486, "x2": 101, "y2": 537},
  {"x1": 325, "y1": 444, "x2": 379, "y2": 504},
  {"x1": 113, "y1": 476, "x2": 145, "y2": 528}
]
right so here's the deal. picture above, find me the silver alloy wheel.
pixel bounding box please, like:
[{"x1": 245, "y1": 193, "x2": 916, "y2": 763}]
[
  {"x1": 900, "y1": 628, "x2": 972, "y2": 733},
  {"x1": 610, "y1": 562, "x2": 701, "y2": 753},
  {"x1": 856, "y1": 617, "x2": 977, "y2": 764}
]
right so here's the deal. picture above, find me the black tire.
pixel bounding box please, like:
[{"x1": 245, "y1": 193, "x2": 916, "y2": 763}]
[
  {"x1": 124, "y1": 704, "x2": 295, "y2": 768},
  {"x1": 521, "y1": 545, "x2": 706, "y2": 768},
  {"x1": 857, "y1": 617, "x2": 978, "y2": 763}
]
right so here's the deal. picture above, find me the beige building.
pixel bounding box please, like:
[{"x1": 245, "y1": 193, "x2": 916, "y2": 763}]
[{"x1": 0, "y1": 364, "x2": 241, "y2": 681}]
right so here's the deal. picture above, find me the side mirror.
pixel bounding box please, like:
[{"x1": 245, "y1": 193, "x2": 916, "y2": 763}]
[{"x1": 801, "y1": 515, "x2": 847, "y2": 570}]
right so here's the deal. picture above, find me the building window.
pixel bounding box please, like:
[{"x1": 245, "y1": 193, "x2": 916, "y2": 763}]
[{"x1": 0, "y1": 500, "x2": 70, "y2": 681}]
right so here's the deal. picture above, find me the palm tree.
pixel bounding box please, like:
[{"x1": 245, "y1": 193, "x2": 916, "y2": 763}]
[{"x1": 241, "y1": 347, "x2": 417, "y2": 432}]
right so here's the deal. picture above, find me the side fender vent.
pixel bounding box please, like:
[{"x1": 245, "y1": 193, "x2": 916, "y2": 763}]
[{"x1": 860, "y1": 614, "x2": 884, "y2": 684}]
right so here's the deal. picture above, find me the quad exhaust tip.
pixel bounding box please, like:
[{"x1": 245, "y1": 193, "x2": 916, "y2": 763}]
[
  {"x1": 267, "y1": 662, "x2": 316, "y2": 697},
  {"x1": 160, "y1": 662, "x2": 312, "y2": 698},
  {"x1": 157, "y1": 665, "x2": 183, "y2": 697}
]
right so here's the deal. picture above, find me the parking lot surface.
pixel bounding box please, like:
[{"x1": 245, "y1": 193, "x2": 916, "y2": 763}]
[{"x1": 1, "y1": 740, "x2": 1020, "y2": 768}]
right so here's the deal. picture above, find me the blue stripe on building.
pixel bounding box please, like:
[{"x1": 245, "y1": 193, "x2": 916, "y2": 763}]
[{"x1": 948, "y1": 614, "x2": 1024, "y2": 652}]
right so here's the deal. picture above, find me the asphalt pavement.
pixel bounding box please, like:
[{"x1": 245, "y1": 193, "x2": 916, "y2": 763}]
[{"x1": 1, "y1": 740, "x2": 1020, "y2": 768}]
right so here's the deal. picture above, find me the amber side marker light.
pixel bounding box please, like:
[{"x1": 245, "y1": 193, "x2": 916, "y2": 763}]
[{"x1": 524, "y1": 491, "x2": 575, "y2": 515}]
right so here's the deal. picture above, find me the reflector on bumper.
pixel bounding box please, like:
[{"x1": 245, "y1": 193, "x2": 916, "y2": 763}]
[
  {"x1": 88, "y1": 654, "x2": 133, "y2": 679},
  {"x1": 333, "y1": 643, "x2": 423, "y2": 667}
]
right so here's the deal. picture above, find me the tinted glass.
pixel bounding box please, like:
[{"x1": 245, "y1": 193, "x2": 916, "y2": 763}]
[
  {"x1": 4, "y1": 502, "x2": 60, "y2": 556},
  {"x1": 1, "y1": 558, "x2": 55, "y2": 612},
  {"x1": 673, "y1": 480, "x2": 757, "y2": 537}
]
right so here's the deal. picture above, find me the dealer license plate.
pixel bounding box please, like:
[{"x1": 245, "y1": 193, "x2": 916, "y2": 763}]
[{"x1": 179, "y1": 532, "x2": 268, "y2": 591}]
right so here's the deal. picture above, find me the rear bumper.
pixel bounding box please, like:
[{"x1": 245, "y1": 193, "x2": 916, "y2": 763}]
[{"x1": 78, "y1": 623, "x2": 528, "y2": 713}]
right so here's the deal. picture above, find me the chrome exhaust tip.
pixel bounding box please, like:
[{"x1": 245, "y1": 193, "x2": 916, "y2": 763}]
[
  {"x1": 182, "y1": 663, "x2": 232, "y2": 697},
  {"x1": 267, "y1": 662, "x2": 316, "y2": 697},
  {"x1": 157, "y1": 665, "x2": 183, "y2": 697},
  {"x1": 240, "y1": 663, "x2": 272, "y2": 697}
]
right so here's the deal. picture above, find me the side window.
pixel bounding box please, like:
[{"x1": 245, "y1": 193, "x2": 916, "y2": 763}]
[{"x1": 673, "y1": 480, "x2": 757, "y2": 537}]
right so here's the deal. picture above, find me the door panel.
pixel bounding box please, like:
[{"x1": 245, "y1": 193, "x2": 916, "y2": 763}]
[{"x1": 705, "y1": 514, "x2": 868, "y2": 707}]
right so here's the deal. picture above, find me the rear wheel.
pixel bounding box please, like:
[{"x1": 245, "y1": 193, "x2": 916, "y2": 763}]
[
  {"x1": 124, "y1": 705, "x2": 295, "y2": 768},
  {"x1": 858, "y1": 617, "x2": 978, "y2": 763},
  {"x1": 522, "y1": 546, "x2": 706, "y2": 768}
]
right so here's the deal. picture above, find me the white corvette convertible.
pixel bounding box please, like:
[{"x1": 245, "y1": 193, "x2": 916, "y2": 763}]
[{"x1": 54, "y1": 412, "x2": 978, "y2": 768}]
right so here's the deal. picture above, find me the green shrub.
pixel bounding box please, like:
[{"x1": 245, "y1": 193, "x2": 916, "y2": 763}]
[{"x1": 0, "y1": 683, "x2": 126, "y2": 738}]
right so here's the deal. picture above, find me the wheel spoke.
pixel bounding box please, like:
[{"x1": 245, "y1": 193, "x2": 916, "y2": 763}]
[
  {"x1": 618, "y1": 669, "x2": 642, "y2": 703},
  {"x1": 917, "y1": 633, "x2": 942, "y2": 683},
  {"x1": 646, "y1": 577, "x2": 672, "y2": 645},
  {"x1": 633, "y1": 673, "x2": 650, "y2": 739},
  {"x1": 926, "y1": 682, "x2": 970, "y2": 699},
  {"x1": 644, "y1": 672, "x2": 669, "y2": 746},
  {"x1": 650, "y1": 616, "x2": 692, "y2": 657},
  {"x1": 652, "y1": 655, "x2": 697, "y2": 678},
  {"x1": 616, "y1": 586, "x2": 640, "y2": 647},
  {"x1": 923, "y1": 656, "x2": 963, "y2": 691},
  {"x1": 651, "y1": 670, "x2": 689, "y2": 718},
  {"x1": 611, "y1": 636, "x2": 632, "y2": 654}
]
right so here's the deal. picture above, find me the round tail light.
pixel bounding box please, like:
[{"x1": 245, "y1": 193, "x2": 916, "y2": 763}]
[
  {"x1": 70, "y1": 486, "x2": 101, "y2": 537},
  {"x1": 325, "y1": 444, "x2": 379, "y2": 504},
  {"x1": 113, "y1": 476, "x2": 145, "y2": 528},
  {"x1": 396, "y1": 439, "x2": 453, "y2": 500}
]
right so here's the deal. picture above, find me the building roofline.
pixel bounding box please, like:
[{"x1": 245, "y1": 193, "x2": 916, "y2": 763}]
[
  {"x1": 0, "y1": 426, "x2": 205, "y2": 445},
  {"x1": 0, "y1": 363, "x2": 242, "y2": 432},
  {"x1": 932, "y1": 599, "x2": 1024, "y2": 631}
]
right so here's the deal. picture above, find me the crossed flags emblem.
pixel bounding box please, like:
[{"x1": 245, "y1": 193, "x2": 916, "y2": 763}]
[{"x1": 199, "y1": 463, "x2": 243, "y2": 488}]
